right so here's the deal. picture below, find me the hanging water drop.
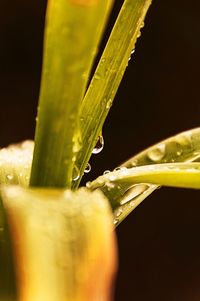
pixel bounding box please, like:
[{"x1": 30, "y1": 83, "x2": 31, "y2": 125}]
[
  {"x1": 92, "y1": 135, "x2": 104, "y2": 154},
  {"x1": 147, "y1": 143, "x2": 166, "y2": 162},
  {"x1": 128, "y1": 48, "x2": 135, "y2": 61},
  {"x1": 84, "y1": 163, "x2": 91, "y2": 174},
  {"x1": 72, "y1": 165, "x2": 80, "y2": 181}
]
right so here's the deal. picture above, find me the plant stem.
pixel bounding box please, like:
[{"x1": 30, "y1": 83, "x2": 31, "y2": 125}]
[{"x1": 30, "y1": 0, "x2": 113, "y2": 188}]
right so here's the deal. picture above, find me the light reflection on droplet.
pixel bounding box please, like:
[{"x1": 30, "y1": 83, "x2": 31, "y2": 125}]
[
  {"x1": 84, "y1": 163, "x2": 91, "y2": 174},
  {"x1": 92, "y1": 135, "x2": 104, "y2": 154},
  {"x1": 147, "y1": 143, "x2": 166, "y2": 162},
  {"x1": 72, "y1": 165, "x2": 80, "y2": 181}
]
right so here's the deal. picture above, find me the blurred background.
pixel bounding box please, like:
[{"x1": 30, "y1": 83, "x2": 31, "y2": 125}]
[{"x1": 1, "y1": 0, "x2": 200, "y2": 300}]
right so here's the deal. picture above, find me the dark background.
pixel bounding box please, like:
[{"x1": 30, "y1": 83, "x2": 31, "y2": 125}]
[{"x1": 1, "y1": 1, "x2": 200, "y2": 300}]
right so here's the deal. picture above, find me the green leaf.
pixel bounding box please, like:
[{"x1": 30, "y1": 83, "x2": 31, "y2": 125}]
[
  {"x1": 30, "y1": 0, "x2": 113, "y2": 188},
  {"x1": 89, "y1": 163, "x2": 200, "y2": 190},
  {"x1": 88, "y1": 128, "x2": 200, "y2": 226},
  {"x1": 1, "y1": 186, "x2": 117, "y2": 301},
  {"x1": 73, "y1": 0, "x2": 152, "y2": 188}
]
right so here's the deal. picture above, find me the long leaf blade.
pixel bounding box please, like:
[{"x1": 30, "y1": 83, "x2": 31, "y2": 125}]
[
  {"x1": 73, "y1": 0, "x2": 152, "y2": 188},
  {"x1": 30, "y1": 0, "x2": 113, "y2": 188}
]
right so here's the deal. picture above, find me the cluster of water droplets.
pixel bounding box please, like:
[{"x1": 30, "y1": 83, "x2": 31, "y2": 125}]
[
  {"x1": 0, "y1": 140, "x2": 33, "y2": 185},
  {"x1": 72, "y1": 135, "x2": 105, "y2": 181},
  {"x1": 86, "y1": 164, "x2": 157, "y2": 226}
]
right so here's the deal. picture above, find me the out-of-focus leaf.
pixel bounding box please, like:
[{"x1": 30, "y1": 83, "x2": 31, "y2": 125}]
[
  {"x1": 0, "y1": 199, "x2": 16, "y2": 301},
  {"x1": 0, "y1": 141, "x2": 33, "y2": 186},
  {"x1": 1, "y1": 186, "x2": 117, "y2": 301}
]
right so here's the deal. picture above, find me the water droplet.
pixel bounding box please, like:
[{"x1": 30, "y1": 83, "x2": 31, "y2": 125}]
[
  {"x1": 137, "y1": 30, "x2": 141, "y2": 38},
  {"x1": 113, "y1": 218, "x2": 119, "y2": 226},
  {"x1": 120, "y1": 184, "x2": 149, "y2": 205},
  {"x1": 108, "y1": 174, "x2": 116, "y2": 181},
  {"x1": 128, "y1": 48, "x2": 135, "y2": 61},
  {"x1": 92, "y1": 135, "x2": 104, "y2": 154},
  {"x1": 106, "y1": 99, "x2": 112, "y2": 110},
  {"x1": 147, "y1": 143, "x2": 166, "y2": 162},
  {"x1": 94, "y1": 73, "x2": 101, "y2": 80},
  {"x1": 6, "y1": 174, "x2": 13, "y2": 181},
  {"x1": 72, "y1": 165, "x2": 80, "y2": 181},
  {"x1": 141, "y1": 21, "x2": 145, "y2": 28},
  {"x1": 176, "y1": 150, "x2": 182, "y2": 156},
  {"x1": 114, "y1": 166, "x2": 127, "y2": 172},
  {"x1": 84, "y1": 163, "x2": 91, "y2": 174},
  {"x1": 115, "y1": 208, "x2": 122, "y2": 217},
  {"x1": 86, "y1": 181, "x2": 92, "y2": 188},
  {"x1": 103, "y1": 170, "x2": 110, "y2": 175},
  {"x1": 105, "y1": 182, "x2": 115, "y2": 190},
  {"x1": 175, "y1": 132, "x2": 192, "y2": 147},
  {"x1": 130, "y1": 160, "x2": 137, "y2": 167},
  {"x1": 114, "y1": 167, "x2": 121, "y2": 172}
]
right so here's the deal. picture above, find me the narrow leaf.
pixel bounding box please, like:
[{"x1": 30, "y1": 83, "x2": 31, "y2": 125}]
[
  {"x1": 30, "y1": 0, "x2": 113, "y2": 188},
  {"x1": 73, "y1": 0, "x2": 152, "y2": 188},
  {"x1": 90, "y1": 163, "x2": 200, "y2": 190}
]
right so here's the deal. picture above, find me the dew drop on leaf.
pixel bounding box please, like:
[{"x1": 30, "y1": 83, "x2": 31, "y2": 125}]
[
  {"x1": 128, "y1": 48, "x2": 135, "y2": 61},
  {"x1": 86, "y1": 181, "x2": 92, "y2": 188},
  {"x1": 84, "y1": 163, "x2": 91, "y2": 174},
  {"x1": 113, "y1": 218, "x2": 119, "y2": 226},
  {"x1": 106, "y1": 99, "x2": 112, "y2": 110},
  {"x1": 92, "y1": 135, "x2": 104, "y2": 154},
  {"x1": 115, "y1": 208, "x2": 122, "y2": 217},
  {"x1": 72, "y1": 165, "x2": 80, "y2": 181},
  {"x1": 147, "y1": 143, "x2": 166, "y2": 162}
]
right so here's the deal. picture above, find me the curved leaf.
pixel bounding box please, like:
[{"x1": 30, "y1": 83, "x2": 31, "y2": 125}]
[{"x1": 88, "y1": 128, "x2": 200, "y2": 226}]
